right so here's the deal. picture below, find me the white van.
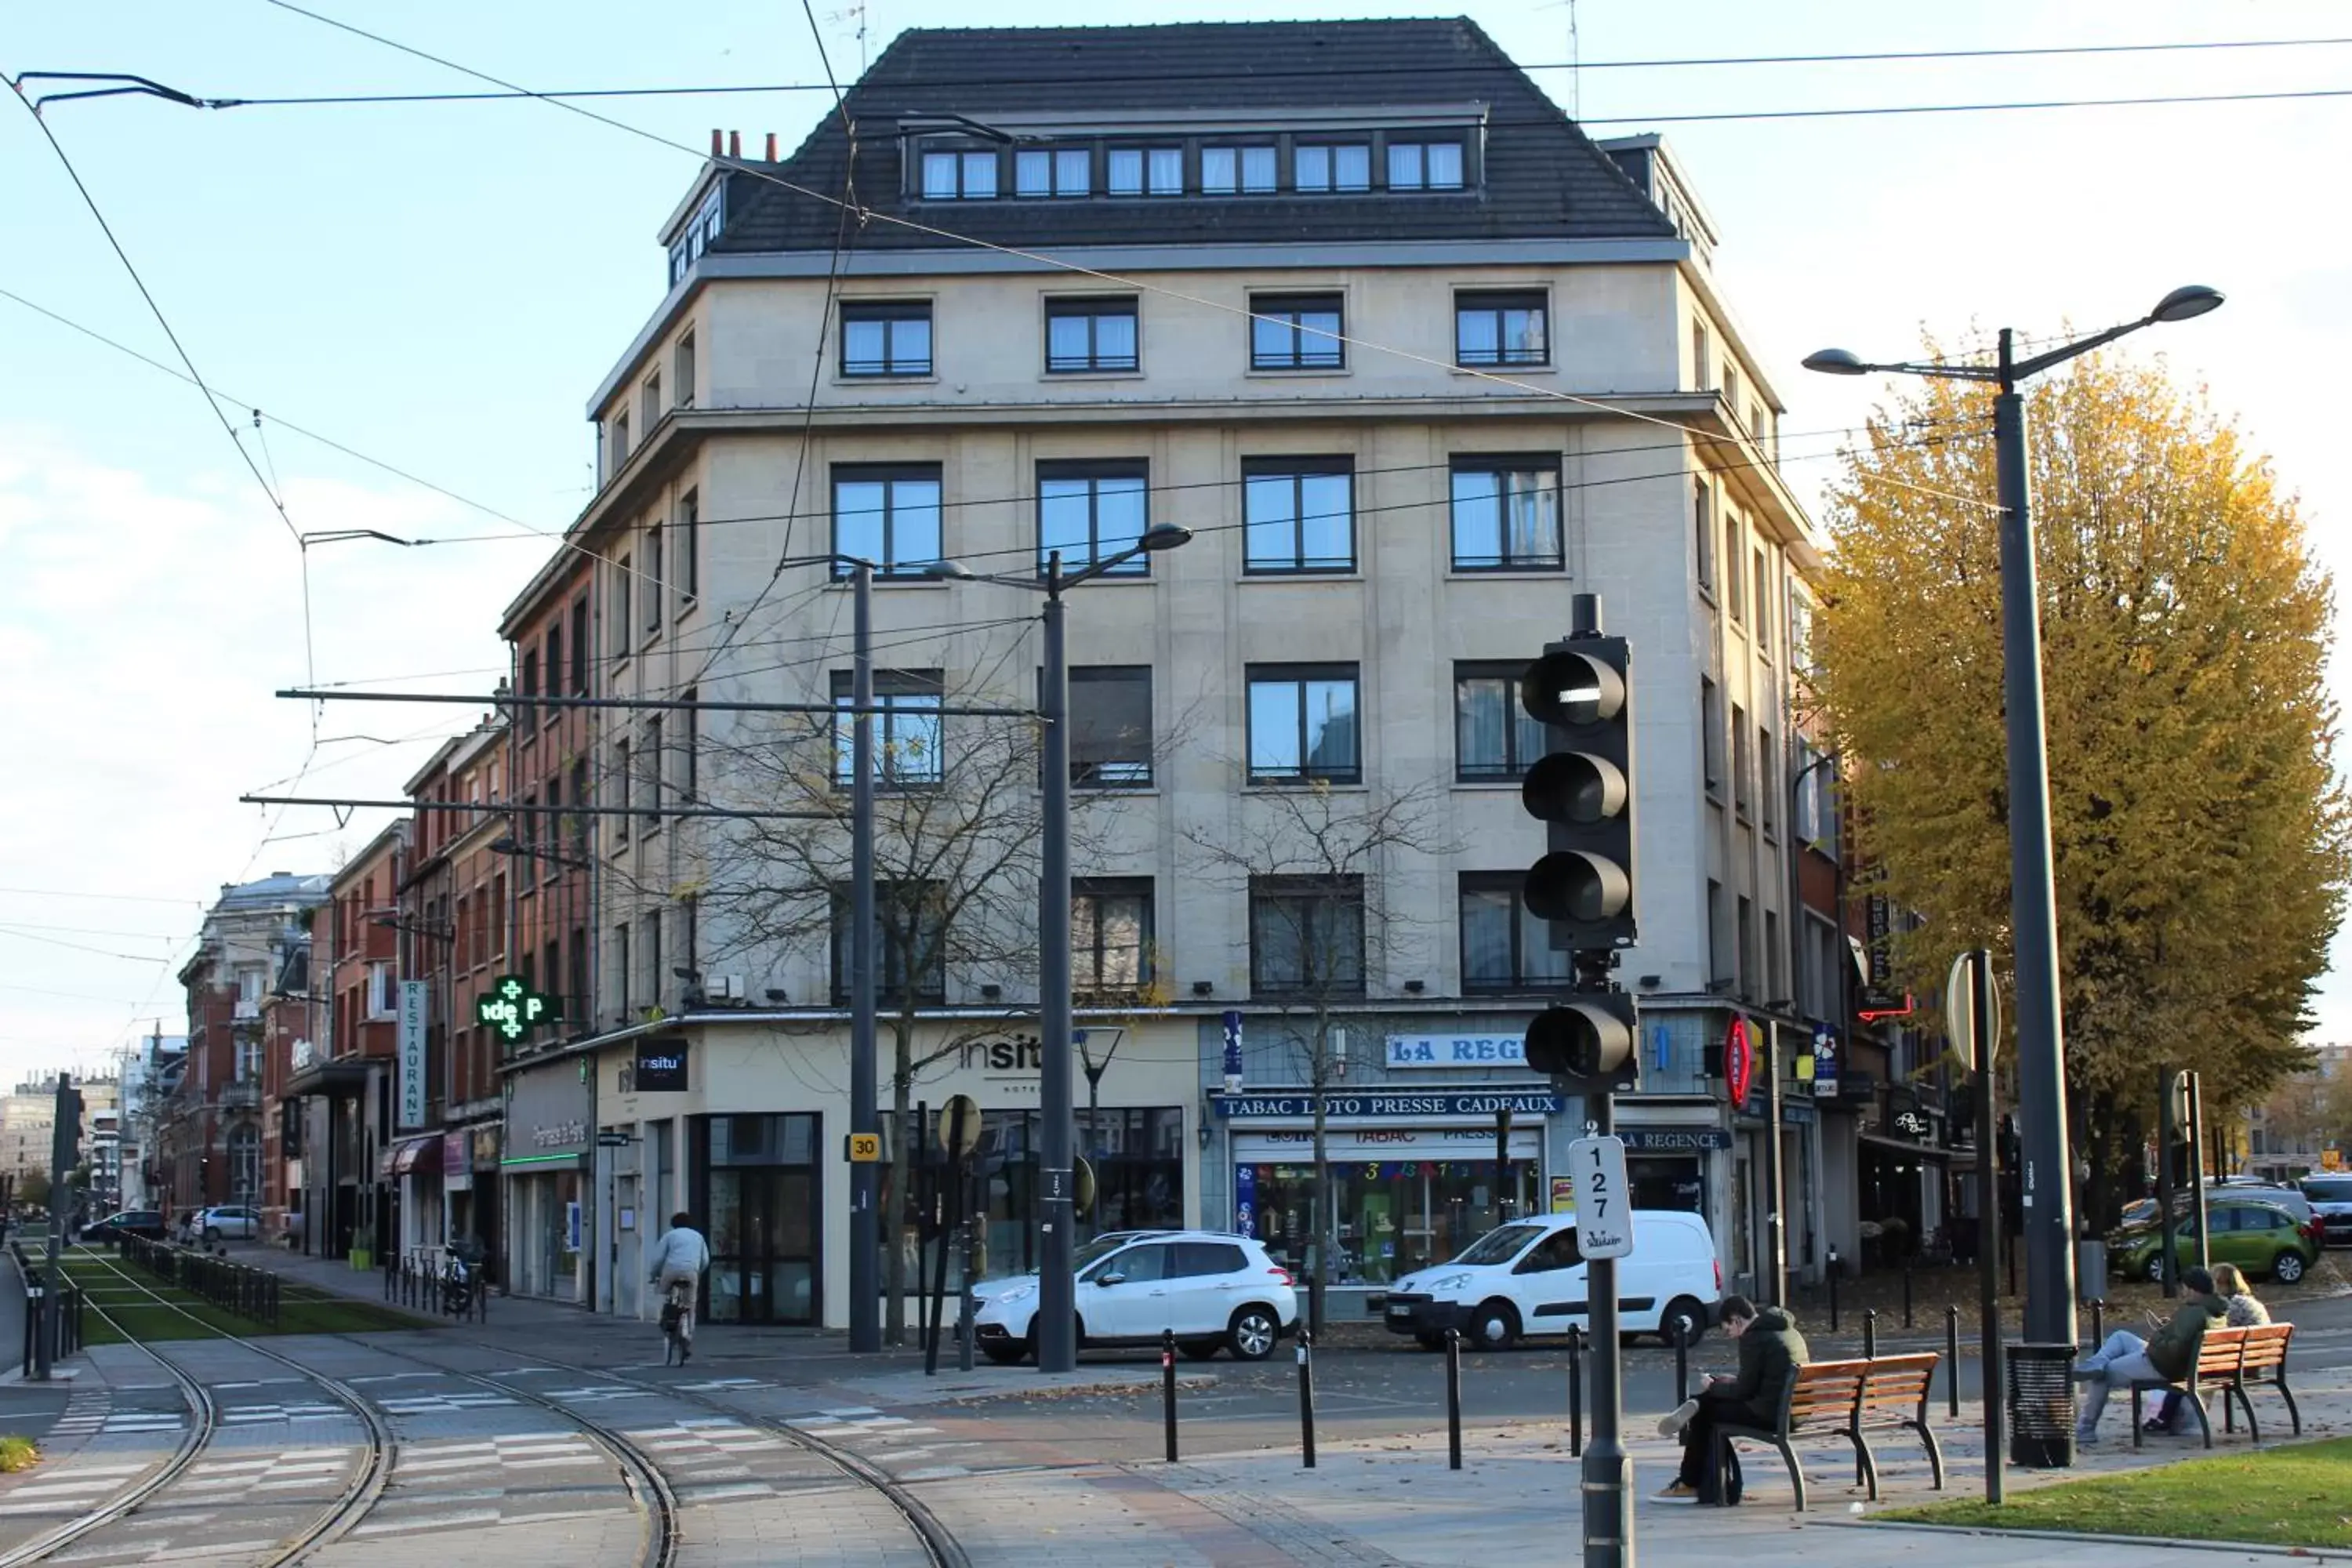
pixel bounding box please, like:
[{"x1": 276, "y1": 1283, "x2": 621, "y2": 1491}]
[{"x1": 1381, "y1": 1210, "x2": 1721, "y2": 1350}]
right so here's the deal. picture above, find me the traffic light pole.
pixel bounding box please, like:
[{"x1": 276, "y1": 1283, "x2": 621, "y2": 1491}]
[{"x1": 1581, "y1": 1089, "x2": 1632, "y2": 1568}]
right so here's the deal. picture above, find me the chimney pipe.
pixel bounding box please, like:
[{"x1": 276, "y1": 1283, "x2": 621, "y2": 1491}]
[
  {"x1": 765, "y1": 132, "x2": 778, "y2": 162},
  {"x1": 728, "y1": 130, "x2": 741, "y2": 159},
  {"x1": 710, "y1": 128, "x2": 723, "y2": 157}
]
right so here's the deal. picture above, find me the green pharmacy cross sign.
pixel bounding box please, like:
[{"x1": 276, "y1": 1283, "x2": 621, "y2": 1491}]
[{"x1": 476, "y1": 975, "x2": 557, "y2": 1043}]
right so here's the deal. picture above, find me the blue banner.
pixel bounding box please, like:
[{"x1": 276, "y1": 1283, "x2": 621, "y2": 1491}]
[{"x1": 1234, "y1": 1161, "x2": 1257, "y2": 1238}]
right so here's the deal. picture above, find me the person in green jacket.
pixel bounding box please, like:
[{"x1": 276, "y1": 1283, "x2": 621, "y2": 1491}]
[
  {"x1": 2074, "y1": 1264, "x2": 2226, "y2": 1444},
  {"x1": 1655, "y1": 1294, "x2": 1809, "y2": 1503}
]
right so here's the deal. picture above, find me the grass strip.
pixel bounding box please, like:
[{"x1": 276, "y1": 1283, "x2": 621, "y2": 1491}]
[
  {"x1": 1882, "y1": 1436, "x2": 2352, "y2": 1549},
  {"x1": 0, "y1": 1437, "x2": 36, "y2": 1473},
  {"x1": 53, "y1": 1254, "x2": 438, "y2": 1341}
]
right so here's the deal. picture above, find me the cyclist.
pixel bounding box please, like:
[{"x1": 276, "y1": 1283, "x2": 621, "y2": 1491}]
[{"x1": 646, "y1": 1210, "x2": 711, "y2": 1360}]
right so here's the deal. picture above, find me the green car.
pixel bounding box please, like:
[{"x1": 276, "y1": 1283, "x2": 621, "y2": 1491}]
[{"x1": 2112, "y1": 1197, "x2": 2320, "y2": 1284}]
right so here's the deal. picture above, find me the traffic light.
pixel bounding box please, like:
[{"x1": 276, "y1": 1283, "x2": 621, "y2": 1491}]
[
  {"x1": 1518, "y1": 624, "x2": 1640, "y2": 1091},
  {"x1": 1519, "y1": 637, "x2": 1636, "y2": 951},
  {"x1": 52, "y1": 1076, "x2": 83, "y2": 1175}
]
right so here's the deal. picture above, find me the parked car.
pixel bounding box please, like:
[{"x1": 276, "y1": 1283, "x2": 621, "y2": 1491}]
[
  {"x1": 965, "y1": 1229, "x2": 1176, "y2": 1311},
  {"x1": 2211, "y1": 1179, "x2": 2318, "y2": 1225},
  {"x1": 197, "y1": 1205, "x2": 260, "y2": 1243},
  {"x1": 971, "y1": 1230, "x2": 1296, "y2": 1364},
  {"x1": 2111, "y1": 1196, "x2": 2320, "y2": 1283},
  {"x1": 2300, "y1": 1174, "x2": 2352, "y2": 1247},
  {"x1": 85, "y1": 1209, "x2": 168, "y2": 1242},
  {"x1": 1381, "y1": 1210, "x2": 1722, "y2": 1351}
]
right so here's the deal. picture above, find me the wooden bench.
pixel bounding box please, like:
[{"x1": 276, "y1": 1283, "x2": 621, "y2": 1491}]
[
  {"x1": 1715, "y1": 1352, "x2": 1945, "y2": 1512},
  {"x1": 2129, "y1": 1322, "x2": 2300, "y2": 1447}
]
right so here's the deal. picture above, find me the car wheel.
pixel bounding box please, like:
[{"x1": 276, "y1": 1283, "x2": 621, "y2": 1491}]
[
  {"x1": 981, "y1": 1343, "x2": 1027, "y2": 1366},
  {"x1": 1179, "y1": 1340, "x2": 1221, "y2": 1361},
  {"x1": 1466, "y1": 1299, "x2": 1519, "y2": 1352},
  {"x1": 1227, "y1": 1305, "x2": 1280, "y2": 1361},
  {"x1": 2145, "y1": 1253, "x2": 2168, "y2": 1283},
  {"x1": 2274, "y1": 1250, "x2": 2307, "y2": 1284},
  {"x1": 1414, "y1": 1332, "x2": 1446, "y2": 1352},
  {"x1": 1659, "y1": 1296, "x2": 1708, "y2": 1348}
]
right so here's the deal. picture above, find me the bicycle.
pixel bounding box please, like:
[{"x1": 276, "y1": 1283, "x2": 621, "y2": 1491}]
[{"x1": 659, "y1": 1277, "x2": 695, "y2": 1365}]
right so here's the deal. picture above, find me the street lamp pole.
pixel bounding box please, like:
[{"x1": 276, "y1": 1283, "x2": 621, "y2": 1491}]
[{"x1": 1802, "y1": 284, "x2": 2222, "y2": 1351}]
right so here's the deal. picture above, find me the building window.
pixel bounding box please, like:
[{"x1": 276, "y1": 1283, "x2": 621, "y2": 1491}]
[
  {"x1": 1724, "y1": 510, "x2": 1744, "y2": 622},
  {"x1": 1724, "y1": 363, "x2": 1742, "y2": 421},
  {"x1": 1202, "y1": 144, "x2": 1277, "y2": 194},
  {"x1": 1459, "y1": 873, "x2": 1572, "y2": 990},
  {"x1": 641, "y1": 372, "x2": 662, "y2": 433},
  {"x1": 1450, "y1": 457, "x2": 1562, "y2": 570},
  {"x1": 1701, "y1": 677, "x2": 1723, "y2": 796},
  {"x1": 832, "y1": 464, "x2": 942, "y2": 577},
  {"x1": 1250, "y1": 875, "x2": 1365, "y2": 997},
  {"x1": 1737, "y1": 895, "x2": 1757, "y2": 1002},
  {"x1": 1692, "y1": 319, "x2": 1711, "y2": 390},
  {"x1": 831, "y1": 669, "x2": 945, "y2": 787},
  {"x1": 1759, "y1": 725, "x2": 1778, "y2": 837},
  {"x1": 1247, "y1": 665, "x2": 1359, "y2": 785},
  {"x1": 1454, "y1": 291, "x2": 1549, "y2": 368},
  {"x1": 831, "y1": 880, "x2": 946, "y2": 1004},
  {"x1": 1107, "y1": 147, "x2": 1182, "y2": 196},
  {"x1": 1693, "y1": 479, "x2": 1714, "y2": 592},
  {"x1": 1388, "y1": 140, "x2": 1465, "y2": 190},
  {"x1": 680, "y1": 688, "x2": 699, "y2": 803},
  {"x1": 1069, "y1": 666, "x2": 1152, "y2": 788},
  {"x1": 1731, "y1": 706, "x2": 1752, "y2": 819},
  {"x1": 612, "y1": 739, "x2": 631, "y2": 844},
  {"x1": 667, "y1": 184, "x2": 723, "y2": 286},
  {"x1": 920, "y1": 148, "x2": 999, "y2": 199},
  {"x1": 642, "y1": 910, "x2": 662, "y2": 1012},
  {"x1": 542, "y1": 775, "x2": 562, "y2": 881},
  {"x1": 840, "y1": 300, "x2": 933, "y2": 378},
  {"x1": 675, "y1": 332, "x2": 696, "y2": 408},
  {"x1": 1073, "y1": 877, "x2": 1152, "y2": 994},
  {"x1": 1753, "y1": 548, "x2": 1769, "y2": 656},
  {"x1": 1044, "y1": 296, "x2": 1139, "y2": 373},
  {"x1": 543, "y1": 624, "x2": 564, "y2": 724},
  {"x1": 644, "y1": 521, "x2": 664, "y2": 635},
  {"x1": 642, "y1": 717, "x2": 664, "y2": 830},
  {"x1": 614, "y1": 922, "x2": 631, "y2": 1014},
  {"x1": 612, "y1": 557, "x2": 633, "y2": 658},
  {"x1": 1037, "y1": 460, "x2": 1149, "y2": 575},
  {"x1": 519, "y1": 648, "x2": 540, "y2": 717},
  {"x1": 1454, "y1": 662, "x2": 1548, "y2": 781},
  {"x1": 569, "y1": 760, "x2": 590, "y2": 856},
  {"x1": 568, "y1": 926, "x2": 589, "y2": 1020},
  {"x1": 610, "y1": 412, "x2": 630, "y2": 477},
  {"x1": 366, "y1": 961, "x2": 394, "y2": 1018},
  {"x1": 1015, "y1": 147, "x2": 1090, "y2": 197},
  {"x1": 1294, "y1": 143, "x2": 1371, "y2": 192},
  {"x1": 1243, "y1": 459, "x2": 1354, "y2": 574},
  {"x1": 677, "y1": 489, "x2": 699, "y2": 607},
  {"x1": 1250, "y1": 292, "x2": 1344, "y2": 371},
  {"x1": 569, "y1": 597, "x2": 589, "y2": 693}
]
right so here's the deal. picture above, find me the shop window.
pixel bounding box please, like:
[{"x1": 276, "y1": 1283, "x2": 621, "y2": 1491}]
[{"x1": 1243, "y1": 1155, "x2": 1534, "y2": 1287}]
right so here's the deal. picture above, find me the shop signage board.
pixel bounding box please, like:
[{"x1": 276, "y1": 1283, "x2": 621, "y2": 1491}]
[
  {"x1": 1615, "y1": 1127, "x2": 1733, "y2": 1152},
  {"x1": 1565, "y1": 1135, "x2": 1633, "y2": 1258},
  {"x1": 1221, "y1": 1011, "x2": 1244, "y2": 1093},
  {"x1": 1236, "y1": 1128, "x2": 1544, "y2": 1162},
  {"x1": 1214, "y1": 1089, "x2": 1563, "y2": 1120},
  {"x1": 1722, "y1": 1016, "x2": 1755, "y2": 1107},
  {"x1": 1384, "y1": 1033, "x2": 1526, "y2": 1069},
  {"x1": 476, "y1": 975, "x2": 557, "y2": 1044},
  {"x1": 1550, "y1": 1175, "x2": 1576, "y2": 1212},
  {"x1": 1811, "y1": 1023, "x2": 1839, "y2": 1099},
  {"x1": 634, "y1": 1039, "x2": 689, "y2": 1093},
  {"x1": 396, "y1": 981, "x2": 427, "y2": 1130}
]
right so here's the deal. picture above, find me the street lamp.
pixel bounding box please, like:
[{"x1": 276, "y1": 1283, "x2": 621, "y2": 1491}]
[
  {"x1": 1802, "y1": 285, "x2": 2223, "y2": 1355},
  {"x1": 925, "y1": 522, "x2": 1192, "y2": 1372}
]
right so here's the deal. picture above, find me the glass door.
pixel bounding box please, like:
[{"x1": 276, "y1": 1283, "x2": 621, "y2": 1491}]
[{"x1": 710, "y1": 1167, "x2": 819, "y2": 1325}]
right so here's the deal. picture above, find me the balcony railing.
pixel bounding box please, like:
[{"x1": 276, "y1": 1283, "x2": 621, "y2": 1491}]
[{"x1": 218, "y1": 1080, "x2": 262, "y2": 1111}]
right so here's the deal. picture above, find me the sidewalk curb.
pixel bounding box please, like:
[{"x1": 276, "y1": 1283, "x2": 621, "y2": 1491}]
[{"x1": 1842, "y1": 1518, "x2": 2352, "y2": 1561}]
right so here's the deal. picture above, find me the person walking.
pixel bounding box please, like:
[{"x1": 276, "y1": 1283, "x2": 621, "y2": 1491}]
[
  {"x1": 2074, "y1": 1264, "x2": 2226, "y2": 1445},
  {"x1": 646, "y1": 1210, "x2": 712, "y2": 1359},
  {"x1": 1653, "y1": 1295, "x2": 1808, "y2": 1504}
]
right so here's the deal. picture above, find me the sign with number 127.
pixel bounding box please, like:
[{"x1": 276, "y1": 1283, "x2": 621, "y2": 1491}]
[{"x1": 1566, "y1": 1135, "x2": 1634, "y2": 1259}]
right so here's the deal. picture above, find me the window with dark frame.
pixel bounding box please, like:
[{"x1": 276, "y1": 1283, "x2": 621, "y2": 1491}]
[
  {"x1": 612, "y1": 739, "x2": 632, "y2": 844},
  {"x1": 1015, "y1": 147, "x2": 1091, "y2": 197},
  {"x1": 677, "y1": 490, "x2": 699, "y2": 607},
  {"x1": 1449, "y1": 456, "x2": 1562, "y2": 570},
  {"x1": 1387, "y1": 140, "x2": 1465, "y2": 190},
  {"x1": 830, "y1": 668, "x2": 945, "y2": 787},
  {"x1": 543, "y1": 623, "x2": 564, "y2": 725},
  {"x1": 1201, "y1": 144, "x2": 1277, "y2": 194},
  {"x1": 1732, "y1": 706, "x2": 1751, "y2": 819},
  {"x1": 543, "y1": 775, "x2": 562, "y2": 882},
  {"x1": 614, "y1": 922, "x2": 631, "y2": 1014},
  {"x1": 569, "y1": 598, "x2": 589, "y2": 694},
  {"x1": 612, "y1": 557, "x2": 633, "y2": 658},
  {"x1": 643, "y1": 910, "x2": 662, "y2": 1012},
  {"x1": 568, "y1": 926, "x2": 588, "y2": 1017},
  {"x1": 920, "y1": 148, "x2": 1000, "y2": 200},
  {"x1": 1073, "y1": 877, "x2": 1152, "y2": 995},
  {"x1": 1249, "y1": 875, "x2": 1365, "y2": 997},
  {"x1": 1294, "y1": 143, "x2": 1371, "y2": 192},
  {"x1": 643, "y1": 717, "x2": 664, "y2": 831},
  {"x1": 840, "y1": 300, "x2": 933, "y2": 378},
  {"x1": 1250, "y1": 292, "x2": 1344, "y2": 371},
  {"x1": 1036, "y1": 459, "x2": 1149, "y2": 575},
  {"x1": 642, "y1": 372, "x2": 661, "y2": 434},
  {"x1": 1459, "y1": 872, "x2": 1573, "y2": 990},
  {"x1": 832, "y1": 464, "x2": 942, "y2": 577},
  {"x1": 644, "y1": 521, "x2": 664, "y2": 635},
  {"x1": 1693, "y1": 478, "x2": 1714, "y2": 592},
  {"x1": 1068, "y1": 666, "x2": 1152, "y2": 788},
  {"x1": 675, "y1": 332, "x2": 696, "y2": 407},
  {"x1": 680, "y1": 688, "x2": 699, "y2": 803},
  {"x1": 1454, "y1": 662, "x2": 1548, "y2": 780},
  {"x1": 1243, "y1": 459, "x2": 1355, "y2": 574},
  {"x1": 569, "y1": 760, "x2": 590, "y2": 856},
  {"x1": 1107, "y1": 147, "x2": 1183, "y2": 196},
  {"x1": 1044, "y1": 297, "x2": 1139, "y2": 373},
  {"x1": 1246, "y1": 664, "x2": 1360, "y2": 785},
  {"x1": 1455, "y1": 291, "x2": 1549, "y2": 368},
  {"x1": 1724, "y1": 510, "x2": 1745, "y2": 621},
  {"x1": 830, "y1": 880, "x2": 946, "y2": 1004}
]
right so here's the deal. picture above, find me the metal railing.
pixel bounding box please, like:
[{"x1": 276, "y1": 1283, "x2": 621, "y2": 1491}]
[
  {"x1": 382, "y1": 1245, "x2": 490, "y2": 1323},
  {"x1": 12, "y1": 1243, "x2": 84, "y2": 1375},
  {"x1": 121, "y1": 1233, "x2": 281, "y2": 1327}
]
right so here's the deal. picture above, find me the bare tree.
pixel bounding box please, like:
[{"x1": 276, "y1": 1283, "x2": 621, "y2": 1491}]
[{"x1": 1182, "y1": 779, "x2": 1456, "y2": 1332}]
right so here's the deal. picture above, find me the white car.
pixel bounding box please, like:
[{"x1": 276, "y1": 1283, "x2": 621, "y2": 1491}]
[
  {"x1": 971, "y1": 1230, "x2": 1298, "y2": 1364},
  {"x1": 197, "y1": 1205, "x2": 260, "y2": 1242},
  {"x1": 1381, "y1": 1210, "x2": 1722, "y2": 1351},
  {"x1": 964, "y1": 1229, "x2": 1175, "y2": 1311}
]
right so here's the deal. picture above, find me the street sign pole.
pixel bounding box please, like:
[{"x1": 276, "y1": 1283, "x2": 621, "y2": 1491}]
[{"x1": 1573, "y1": 1101, "x2": 1632, "y2": 1568}]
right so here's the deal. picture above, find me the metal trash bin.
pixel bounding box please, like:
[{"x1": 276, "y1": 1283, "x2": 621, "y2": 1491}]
[
  {"x1": 2077, "y1": 1240, "x2": 2108, "y2": 1304},
  {"x1": 2007, "y1": 1341, "x2": 2078, "y2": 1468}
]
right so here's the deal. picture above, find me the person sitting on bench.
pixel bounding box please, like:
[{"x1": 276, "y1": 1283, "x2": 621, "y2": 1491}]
[
  {"x1": 2146, "y1": 1261, "x2": 2268, "y2": 1433},
  {"x1": 1654, "y1": 1294, "x2": 1808, "y2": 1504},
  {"x1": 2074, "y1": 1264, "x2": 2224, "y2": 1446}
]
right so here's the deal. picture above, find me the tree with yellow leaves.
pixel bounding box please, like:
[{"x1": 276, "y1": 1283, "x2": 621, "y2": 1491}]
[{"x1": 1811, "y1": 350, "x2": 2347, "y2": 1222}]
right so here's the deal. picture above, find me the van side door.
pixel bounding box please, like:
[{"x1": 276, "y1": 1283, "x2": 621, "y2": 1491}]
[{"x1": 1510, "y1": 1228, "x2": 1587, "y2": 1334}]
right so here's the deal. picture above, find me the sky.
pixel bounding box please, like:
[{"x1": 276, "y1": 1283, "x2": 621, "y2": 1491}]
[{"x1": 4, "y1": 0, "x2": 2349, "y2": 1084}]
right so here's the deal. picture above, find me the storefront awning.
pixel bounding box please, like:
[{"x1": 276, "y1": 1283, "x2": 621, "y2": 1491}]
[
  {"x1": 285, "y1": 1058, "x2": 372, "y2": 1098},
  {"x1": 390, "y1": 1136, "x2": 444, "y2": 1176}
]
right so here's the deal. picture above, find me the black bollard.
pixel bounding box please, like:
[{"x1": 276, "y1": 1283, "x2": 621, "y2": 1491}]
[
  {"x1": 1444, "y1": 1327, "x2": 1464, "y2": 1472},
  {"x1": 1828, "y1": 1259, "x2": 1841, "y2": 1333},
  {"x1": 1864, "y1": 1308, "x2": 1878, "y2": 1359},
  {"x1": 2089, "y1": 1298, "x2": 2104, "y2": 1348},
  {"x1": 1161, "y1": 1329, "x2": 1179, "y2": 1464},
  {"x1": 1945, "y1": 1305, "x2": 1961, "y2": 1419},
  {"x1": 1298, "y1": 1328, "x2": 1316, "y2": 1469},
  {"x1": 1674, "y1": 1318, "x2": 1690, "y2": 1402},
  {"x1": 1567, "y1": 1323, "x2": 1584, "y2": 1458},
  {"x1": 1903, "y1": 1265, "x2": 1915, "y2": 1330}
]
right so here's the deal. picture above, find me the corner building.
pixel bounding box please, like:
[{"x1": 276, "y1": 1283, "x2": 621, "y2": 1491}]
[{"x1": 530, "y1": 20, "x2": 1828, "y2": 1330}]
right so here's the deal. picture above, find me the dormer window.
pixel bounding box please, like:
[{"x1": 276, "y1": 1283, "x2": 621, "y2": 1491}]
[
  {"x1": 1108, "y1": 147, "x2": 1184, "y2": 197},
  {"x1": 1388, "y1": 140, "x2": 1465, "y2": 191},
  {"x1": 1295, "y1": 143, "x2": 1372, "y2": 193},
  {"x1": 1203, "y1": 144, "x2": 1278, "y2": 195},
  {"x1": 666, "y1": 183, "x2": 724, "y2": 286},
  {"x1": 1016, "y1": 147, "x2": 1091, "y2": 198},
  {"x1": 921, "y1": 149, "x2": 999, "y2": 199}
]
